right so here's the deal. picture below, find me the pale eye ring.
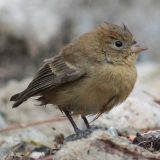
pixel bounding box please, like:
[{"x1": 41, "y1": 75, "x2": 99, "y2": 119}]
[{"x1": 114, "y1": 40, "x2": 123, "y2": 48}]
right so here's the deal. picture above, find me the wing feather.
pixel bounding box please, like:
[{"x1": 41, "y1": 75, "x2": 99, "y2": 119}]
[{"x1": 10, "y1": 54, "x2": 86, "y2": 108}]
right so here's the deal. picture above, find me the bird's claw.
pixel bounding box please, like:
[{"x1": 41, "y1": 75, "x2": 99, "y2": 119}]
[{"x1": 65, "y1": 125, "x2": 107, "y2": 141}]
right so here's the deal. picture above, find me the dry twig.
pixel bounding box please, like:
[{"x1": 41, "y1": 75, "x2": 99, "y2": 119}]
[{"x1": 0, "y1": 117, "x2": 66, "y2": 132}]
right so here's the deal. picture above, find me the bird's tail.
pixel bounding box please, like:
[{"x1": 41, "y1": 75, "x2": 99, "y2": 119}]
[
  {"x1": 10, "y1": 91, "x2": 27, "y2": 108},
  {"x1": 10, "y1": 93, "x2": 21, "y2": 101}
]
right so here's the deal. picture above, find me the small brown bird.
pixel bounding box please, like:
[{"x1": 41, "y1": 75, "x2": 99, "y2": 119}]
[{"x1": 10, "y1": 23, "x2": 147, "y2": 134}]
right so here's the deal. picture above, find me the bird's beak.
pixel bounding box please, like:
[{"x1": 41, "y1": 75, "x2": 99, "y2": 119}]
[{"x1": 131, "y1": 44, "x2": 148, "y2": 53}]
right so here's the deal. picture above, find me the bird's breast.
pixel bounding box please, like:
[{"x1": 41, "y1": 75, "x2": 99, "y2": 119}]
[
  {"x1": 70, "y1": 64, "x2": 137, "y2": 115},
  {"x1": 99, "y1": 64, "x2": 137, "y2": 103}
]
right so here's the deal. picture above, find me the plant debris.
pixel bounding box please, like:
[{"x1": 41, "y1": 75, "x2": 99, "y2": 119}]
[{"x1": 133, "y1": 130, "x2": 160, "y2": 152}]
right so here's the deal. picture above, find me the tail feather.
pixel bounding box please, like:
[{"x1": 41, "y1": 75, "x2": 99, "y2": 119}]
[
  {"x1": 12, "y1": 99, "x2": 26, "y2": 108},
  {"x1": 10, "y1": 93, "x2": 21, "y2": 101},
  {"x1": 10, "y1": 91, "x2": 28, "y2": 108}
]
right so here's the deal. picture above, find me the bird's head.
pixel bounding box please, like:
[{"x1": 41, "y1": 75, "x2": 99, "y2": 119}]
[{"x1": 96, "y1": 22, "x2": 147, "y2": 65}]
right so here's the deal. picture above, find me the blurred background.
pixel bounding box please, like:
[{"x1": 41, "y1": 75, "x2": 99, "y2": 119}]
[
  {"x1": 0, "y1": 0, "x2": 160, "y2": 158},
  {"x1": 0, "y1": 0, "x2": 160, "y2": 86}
]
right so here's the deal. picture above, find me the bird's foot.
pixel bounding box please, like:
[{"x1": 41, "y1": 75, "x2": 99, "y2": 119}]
[
  {"x1": 65, "y1": 125, "x2": 107, "y2": 141},
  {"x1": 65, "y1": 125, "x2": 119, "y2": 141},
  {"x1": 65, "y1": 129, "x2": 91, "y2": 141}
]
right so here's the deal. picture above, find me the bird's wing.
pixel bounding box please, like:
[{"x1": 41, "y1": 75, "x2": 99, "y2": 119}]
[{"x1": 10, "y1": 54, "x2": 86, "y2": 108}]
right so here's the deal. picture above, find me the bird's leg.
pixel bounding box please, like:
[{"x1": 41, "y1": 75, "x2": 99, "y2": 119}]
[
  {"x1": 64, "y1": 110, "x2": 81, "y2": 134},
  {"x1": 81, "y1": 115, "x2": 90, "y2": 129},
  {"x1": 65, "y1": 113, "x2": 98, "y2": 141},
  {"x1": 81, "y1": 115, "x2": 100, "y2": 131}
]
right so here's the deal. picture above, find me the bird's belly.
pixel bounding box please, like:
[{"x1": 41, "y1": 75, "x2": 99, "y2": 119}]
[
  {"x1": 69, "y1": 67, "x2": 136, "y2": 115},
  {"x1": 68, "y1": 80, "x2": 121, "y2": 115},
  {"x1": 50, "y1": 80, "x2": 116, "y2": 115},
  {"x1": 70, "y1": 87, "x2": 115, "y2": 115},
  {"x1": 45, "y1": 65, "x2": 136, "y2": 116}
]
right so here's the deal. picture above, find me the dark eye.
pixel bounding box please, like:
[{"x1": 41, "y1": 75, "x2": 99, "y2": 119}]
[{"x1": 114, "y1": 40, "x2": 123, "y2": 48}]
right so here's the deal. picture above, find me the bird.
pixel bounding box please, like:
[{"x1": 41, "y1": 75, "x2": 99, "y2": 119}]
[{"x1": 10, "y1": 22, "x2": 147, "y2": 134}]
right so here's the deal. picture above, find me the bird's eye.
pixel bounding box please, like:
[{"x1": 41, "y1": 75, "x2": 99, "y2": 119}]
[{"x1": 114, "y1": 40, "x2": 123, "y2": 48}]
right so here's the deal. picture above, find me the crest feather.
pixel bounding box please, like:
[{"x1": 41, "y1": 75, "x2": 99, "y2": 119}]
[{"x1": 122, "y1": 23, "x2": 132, "y2": 35}]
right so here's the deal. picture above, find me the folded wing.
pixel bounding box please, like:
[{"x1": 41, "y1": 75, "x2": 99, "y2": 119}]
[{"x1": 10, "y1": 54, "x2": 86, "y2": 108}]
